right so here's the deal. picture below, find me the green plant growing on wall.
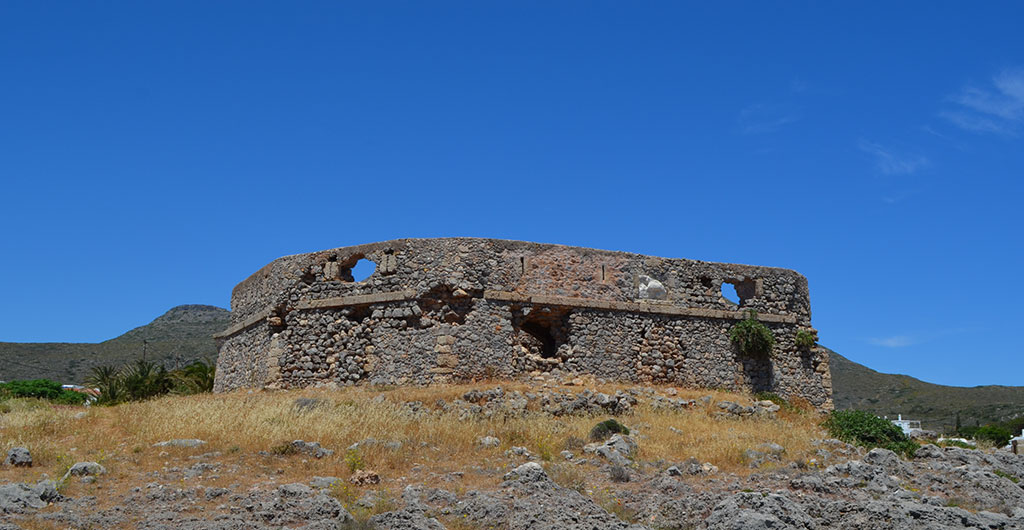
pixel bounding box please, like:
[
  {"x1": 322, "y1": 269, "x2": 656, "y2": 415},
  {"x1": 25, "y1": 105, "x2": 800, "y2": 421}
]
[
  {"x1": 795, "y1": 329, "x2": 817, "y2": 350},
  {"x1": 729, "y1": 311, "x2": 775, "y2": 358}
]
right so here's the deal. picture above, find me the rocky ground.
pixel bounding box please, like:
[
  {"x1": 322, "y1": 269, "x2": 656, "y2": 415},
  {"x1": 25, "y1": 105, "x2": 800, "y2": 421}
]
[
  {"x1": 3, "y1": 384, "x2": 1024, "y2": 529},
  {"x1": 4, "y1": 441, "x2": 1024, "y2": 529}
]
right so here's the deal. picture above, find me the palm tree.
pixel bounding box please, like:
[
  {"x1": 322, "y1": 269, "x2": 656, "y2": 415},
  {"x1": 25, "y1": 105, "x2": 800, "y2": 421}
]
[
  {"x1": 121, "y1": 360, "x2": 173, "y2": 401},
  {"x1": 86, "y1": 365, "x2": 124, "y2": 404},
  {"x1": 172, "y1": 359, "x2": 216, "y2": 394}
]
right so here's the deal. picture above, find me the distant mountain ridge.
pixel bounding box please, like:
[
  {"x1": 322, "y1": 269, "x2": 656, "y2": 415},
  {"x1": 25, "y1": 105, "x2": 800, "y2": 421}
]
[
  {"x1": 0, "y1": 305, "x2": 229, "y2": 384},
  {"x1": 827, "y1": 347, "x2": 1024, "y2": 433}
]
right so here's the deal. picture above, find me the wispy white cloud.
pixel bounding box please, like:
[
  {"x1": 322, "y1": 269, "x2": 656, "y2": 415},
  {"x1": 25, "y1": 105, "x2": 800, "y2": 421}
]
[
  {"x1": 880, "y1": 189, "x2": 920, "y2": 204},
  {"x1": 858, "y1": 140, "x2": 929, "y2": 175},
  {"x1": 939, "y1": 111, "x2": 1010, "y2": 134},
  {"x1": 942, "y1": 68, "x2": 1024, "y2": 135},
  {"x1": 737, "y1": 104, "x2": 799, "y2": 134},
  {"x1": 866, "y1": 326, "x2": 980, "y2": 348},
  {"x1": 921, "y1": 124, "x2": 956, "y2": 142},
  {"x1": 868, "y1": 335, "x2": 918, "y2": 348}
]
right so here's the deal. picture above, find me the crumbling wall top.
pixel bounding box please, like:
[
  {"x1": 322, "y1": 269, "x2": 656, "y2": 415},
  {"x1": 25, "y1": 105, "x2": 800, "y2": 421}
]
[{"x1": 226, "y1": 238, "x2": 811, "y2": 329}]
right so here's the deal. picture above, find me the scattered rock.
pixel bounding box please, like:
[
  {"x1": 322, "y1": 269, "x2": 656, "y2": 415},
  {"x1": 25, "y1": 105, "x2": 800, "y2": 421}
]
[
  {"x1": 152, "y1": 439, "x2": 206, "y2": 448},
  {"x1": 586, "y1": 434, "x2": 637, "y2": 466},
  {"x1": 4, "y1": 447, "x2": 31, "y2": 467},
  {"x1": 663, "y1": 457, "x2": 717, "y2": 477},
  {"x1": 350, "y1": 469, "x2": 381, "y2": 486},
  {"x1": 0, "y1": 480, "x2": 59, "y2": 513},
  {"x1": 502, "y1": 462, "x2": 547, "y2": 483},
  {"x1": 348, "y1": 437, "x2": 403, "y2": 452},
  {"x1": 291, "y1": 440, "x2": 334, "y2": 458},
  {"x1": 705, "y1": 492, "x2": 816, "y2": 530},
  {"x1": 62, "y1": 462, "x2": 106, "y2": 482},
  {"x1": 310, "y1": 476, "x2": 342, "y2": 489},
  {"x1": 505, "y1": 446, "x2": 532, "y2": 459},
  {"x1": 370, "y1": 509, "x2": 447, "y2": 530},
  {"x1": 714, "y1": 400, "x2": 780, "y2": 420},
  {"x1": 278, "y1": 483, "x2": 314, "y2": 497},
  {"x1": 204, "y1": 487, "x2": 230, "y2": 499},
  {"x1": 478, "y1": 436, "x2": 500, "y2": 448}
]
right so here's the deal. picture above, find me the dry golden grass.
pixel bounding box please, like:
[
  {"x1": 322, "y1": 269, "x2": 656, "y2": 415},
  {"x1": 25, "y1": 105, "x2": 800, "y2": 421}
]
[{"x1": 0, "y1": 382, "x2": 828, "y2": 505}]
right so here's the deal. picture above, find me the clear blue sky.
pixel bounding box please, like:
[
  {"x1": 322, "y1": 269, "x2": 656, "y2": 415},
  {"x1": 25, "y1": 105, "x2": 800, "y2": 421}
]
[{"x1": 2, "y1": 2, "x2": 1021, "y2": 387}]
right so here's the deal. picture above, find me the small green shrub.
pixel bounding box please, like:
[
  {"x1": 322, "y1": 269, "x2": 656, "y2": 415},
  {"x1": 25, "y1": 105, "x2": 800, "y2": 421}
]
[
  {"x1": 729, "y1": 312, "x2": 775, "y2": 358},
  {"x1": 973, "y1": 425, "x2": 1013, "y2": 447},
  {"x1": 589, "y1": 419, "x2": 629, "y2": 442},
  {"x1": 0, "y1": 379, "x2": 64, "y2": 400},
  {"x1": 345, "y1": 448, "x2": 365, "y2": 472},
  {"x1": 822, "y1": 409, "x2": 918, "y2": 457},
  {"x1": 794, "y1": 329, "x2": 816, "y2": 350},
  {"x1": 50, "y1": 390, "x2": 88, "y2": 405},
  {"x1": 536, "y1": 440, "x2": 554, "y2": 462},
  {"x1": 270, "y1": 443, "x2": 298, "y2": 456}
]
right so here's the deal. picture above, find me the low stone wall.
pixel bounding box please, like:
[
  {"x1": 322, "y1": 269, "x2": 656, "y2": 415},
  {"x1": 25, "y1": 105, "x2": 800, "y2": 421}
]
[{"x1": 214, "y1": 238, "x2": 832, "y2": 409}]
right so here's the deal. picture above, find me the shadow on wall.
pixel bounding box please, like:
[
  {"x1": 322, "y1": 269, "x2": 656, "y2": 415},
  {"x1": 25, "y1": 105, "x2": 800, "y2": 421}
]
[{"x1": 739, "y1": 355, "x2": 773, "y2": 393}]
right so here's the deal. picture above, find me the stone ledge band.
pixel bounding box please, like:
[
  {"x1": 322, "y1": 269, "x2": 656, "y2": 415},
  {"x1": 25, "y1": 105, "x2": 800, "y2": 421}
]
[{"x1": 213, "y1": 289, "x2": 796, "y2": 340}]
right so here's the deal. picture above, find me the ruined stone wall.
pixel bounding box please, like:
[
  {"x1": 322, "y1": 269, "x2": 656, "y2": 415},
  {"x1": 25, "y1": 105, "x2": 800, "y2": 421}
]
[{"x1": 214, "y1": 238, "x2": 832, "y2": 409}]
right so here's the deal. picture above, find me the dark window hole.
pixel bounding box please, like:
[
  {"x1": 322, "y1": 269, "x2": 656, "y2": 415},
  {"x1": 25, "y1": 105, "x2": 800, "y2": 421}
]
[
  {"x1": 522, "y1": 321, "x2": 558, "y2": 358},
  {"x1": 514, "y1": 306, "x2": 571, "y2": 360}
]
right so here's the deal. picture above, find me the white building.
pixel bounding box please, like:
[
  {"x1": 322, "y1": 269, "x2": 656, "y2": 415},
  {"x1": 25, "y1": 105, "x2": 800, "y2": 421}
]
[{"x1": 891, "y1": 414, "x2": 921, "y2": 435}]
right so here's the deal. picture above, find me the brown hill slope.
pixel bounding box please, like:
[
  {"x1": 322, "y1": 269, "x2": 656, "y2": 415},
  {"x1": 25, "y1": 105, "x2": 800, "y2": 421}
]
[
  {"x1": 0, "y1": 305, "x2": 229, "y2": 384},
  {"x1": 827, "y1": 347, "x2": 1024, "y2": 432}
]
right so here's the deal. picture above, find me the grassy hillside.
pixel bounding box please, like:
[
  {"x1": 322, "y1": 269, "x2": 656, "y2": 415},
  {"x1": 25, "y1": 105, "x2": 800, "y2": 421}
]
[
  {"x1": 0, "y1": 305, "x2": 229, "y2": 385},
  {"x1": 828, "y1": 347, "x2": 1024, "y2": 433}
]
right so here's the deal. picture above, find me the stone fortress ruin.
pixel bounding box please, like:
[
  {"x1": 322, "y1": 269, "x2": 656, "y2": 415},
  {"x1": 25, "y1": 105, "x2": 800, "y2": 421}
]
[{"x1": 214, "y1": 238, "x2": 832, "y2": 409}]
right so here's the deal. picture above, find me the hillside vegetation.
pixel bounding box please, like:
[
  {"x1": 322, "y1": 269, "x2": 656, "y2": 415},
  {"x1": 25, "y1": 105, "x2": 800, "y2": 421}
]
[
  {"x1": 828, "y1": 347, "x2": 1024, "y2": 432},
  {"x1": 0, "y1": 305, "x2": 228, "y2": 384}
]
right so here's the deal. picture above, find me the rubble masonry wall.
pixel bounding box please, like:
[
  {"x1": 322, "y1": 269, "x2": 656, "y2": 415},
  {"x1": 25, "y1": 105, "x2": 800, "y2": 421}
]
[{"x1": 213, "y1": 238, "x2": 832, "y2": 409}]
